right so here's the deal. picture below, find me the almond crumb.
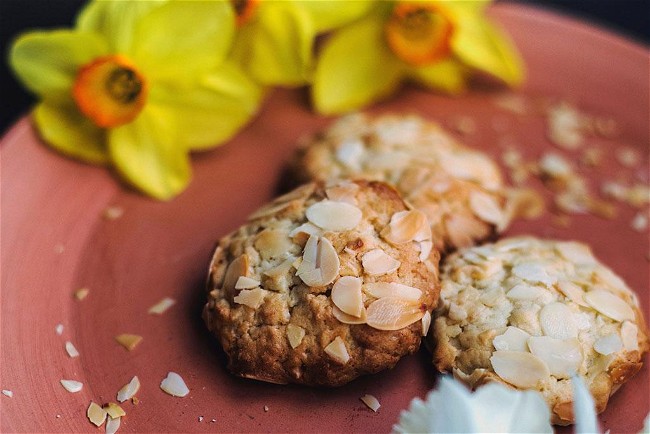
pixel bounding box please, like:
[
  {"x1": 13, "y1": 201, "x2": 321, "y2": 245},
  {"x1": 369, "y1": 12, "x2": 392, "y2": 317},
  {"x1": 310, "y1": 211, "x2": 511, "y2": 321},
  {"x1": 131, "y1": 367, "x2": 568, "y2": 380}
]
[
  {"x1": 148, "y1": 297, "x2": 176, "y2": 315},
  {"x1": 360, "y1": 394, "x2": 381, "y2": 412},
  {"x1": 65, "y1": 341, "x2": 80, "y2": 358},
  {"x1": 103, "y1": 205, "x2": 124, "y2": 220},
  {"x1": 74, "y1": 288, "x2": 89, "y2": 300},
  {"x1": 115, "y1": 334, "x2": 143, "y2": 351}
]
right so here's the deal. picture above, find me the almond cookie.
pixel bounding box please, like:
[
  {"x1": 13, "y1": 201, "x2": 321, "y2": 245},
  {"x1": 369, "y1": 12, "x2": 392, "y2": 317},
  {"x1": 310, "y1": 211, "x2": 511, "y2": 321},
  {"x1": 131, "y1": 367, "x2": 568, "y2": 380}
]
[
  {"x1": 203, "y1": 180, "x2": 439, "y2": 386},
  {"x1": 431, "y1": 237, "x2": 648, "y2": 425},
  {"x1": 288, "y1": 113, "x2": 532, "y2": 253}
]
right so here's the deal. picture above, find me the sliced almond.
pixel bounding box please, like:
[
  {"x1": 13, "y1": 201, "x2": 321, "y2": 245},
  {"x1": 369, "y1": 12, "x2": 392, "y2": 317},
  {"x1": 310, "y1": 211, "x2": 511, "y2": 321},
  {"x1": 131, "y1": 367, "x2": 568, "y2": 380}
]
[
  {"x1": 60, "y1": 379, "x2": 83, "y2": 393},
  {"x1": 361, "y1": 249, "x2": 401, "y2": 276},
  {"x1": 418, "y1": 240, "x2": 433, "y2": 262},
  {"x1": 264, "y1": 257, "x2": 295, "y2": 279},
  {"x1": 65, "y1": 341, "x2": 79, "y2": 358},
  {"x1": 445, "y1": 213, "x2": 489, "y2": 249},
  {"x1": 493, "y1": 326, "x2": 531, "y2": 352},
  {"x1": 105, "y1": 416, "x2": 121, "y2": 434},
  {"x1": 490, "y1": 351, "x2": 550, "y2": 388},
  {"x1": 594, "y1": 333, "x2": 623, "y2": 356},
  {"x1": 286, "y1": 324, "x2": 305, "y2": 349},
  {"x1": 297, "y1": 236, "x2": 340, "y2": 287},
  {"x1": 364, "y1": 282, "x2": 422, "y2": 302},
  {"x1": 235, "y1": 276, "x2": 261, "y2": 290},
  {"x1": 104, "y1": 403, "x2": 126, "y2": 419},
  {"x1": 148, "y1": 297, "x2": 176, "y2": 315},
  {"x1": 103, "y1": 205, "x2": 124, "y2": 221},
  {"x1": 366, "y1": 297, "x2": 424, "y2": 331},
  {"x1": 115, "y1": 334, "x2": 143, "y2": 351},
  {"x1": 254, "y1": 229, "x2": 292, "y2": 259},
  {"x1": 421, "y1": 311, "x2": 432, "y2": 337},
  {"x1": 74, "y1": 288, "x2": 89, "y2": 300},
  {"x1": 332, "y1": 304, "x2": 367, "y2": 325},
  {"x1": 160, "y1": 372, "x2": 189, "y2": 397},
  {"x1": 324, "y1": 336, "x2": 350, "y2": 364},
  {"x1": 584, "y1": 289, "x2": 635, "y2": 322},
  {"x1": 326, "y1": 182, "x2": 360, "y2": 205},
  {"x1": 527, "y1": 336, "x2": 583, "y2": 378},
  {"x1": 556, "y1": 281, "x2": 588, "y2": 306},
  {"x1": 539, "y1": 302, "x2": 578, "y2": 339},
  {"x1": 469, "y1": 191, "x2": 504, "y2": 226},
  {"x1": 305, "y1": 200, "x2": 362, "y2": 232},
  {"x1": 233, "y1": 288, "x2": 266, "y2": 309},
  {"x1": 331, "y1": 276, "x2": 363, "y2": 317},
  {"x1": 360, "y1": 394, "x2": 381, "y2": 412},
  {"x1": 381, "y1": 210, "x2": 429, "y2": 244},
  {"x1": 289, "y1": 222, "x2": 322, "y2": 239},
  {"x1": 555, "y1": 242, "x2": 595, "y2": 265},
  {"x1": 87, "y1": 402, "x2": 107, "y2": 427},
  {"x1": 512, "y1": 262, "x2": 557, "y2": 286},
  {"x1": 117, "y1": 376, "x2": 140, "y2": 403},
  {"x1": 223, "y1": 254, "x2": 249, "y2": 292},
  {"x1": 247, "y1": 201, "x2": 293, "y2": 221},
  {"x1": 620, "y1": 321, "x2": 639, "y2": 351},
  {"x1": 506, "y1": 284, "x2": 545, "y2": 300}
]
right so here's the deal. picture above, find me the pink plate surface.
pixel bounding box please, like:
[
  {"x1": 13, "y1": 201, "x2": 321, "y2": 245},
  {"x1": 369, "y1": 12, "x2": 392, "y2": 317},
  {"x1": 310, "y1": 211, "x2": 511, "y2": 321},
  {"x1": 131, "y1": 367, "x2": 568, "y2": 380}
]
[{"x1": 1, "y1": 4, "x2": 648, "y2": 433}]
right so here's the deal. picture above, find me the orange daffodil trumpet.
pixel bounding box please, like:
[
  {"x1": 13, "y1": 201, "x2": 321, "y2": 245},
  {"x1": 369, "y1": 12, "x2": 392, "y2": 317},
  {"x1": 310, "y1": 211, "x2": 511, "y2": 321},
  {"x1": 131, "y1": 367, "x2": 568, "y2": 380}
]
[
  {"x1": 10, "y1": 0, "x2": 262, "y2": 200},
  {"x1": 312, "y1": 0, "x2": 525, "y2": 114}
]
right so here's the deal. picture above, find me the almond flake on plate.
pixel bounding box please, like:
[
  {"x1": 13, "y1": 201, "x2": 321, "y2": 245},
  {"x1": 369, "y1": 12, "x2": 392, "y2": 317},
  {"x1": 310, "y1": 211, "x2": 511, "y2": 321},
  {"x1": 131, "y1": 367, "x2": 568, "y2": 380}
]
[
  {"x1": 115, "y1": 334, "x2": 143, "y2": 351},
  {"x1": 74, "y1": 288, "x2": 89, "y2": 300},
  {"x1": 87, "y1": 402, "x2": 107, "y2": 427},
  {"x1": 60, "y1": 379, "x2": 83, "y2": 393},
  {"x1": 55, "y1": 323, "x2": 64, "y2": 335},
  {"x1": 148, "y1": 297, "x2": 176, "y2": 315},
  {"x1": 2, "y1": 390, "x2": 13, "y2": 398},
  {"x1": 105, "y1": 416, "x2": 121, "y2": 434},
  {"x1": 103, "y1": 205, "x2": 124, "y2": 220},
  {"x1": 160, "y1": 372, "x2": 190, "y2": 397},
  {"x1": 104, "y1": 403, "x2": 126, "y2": 419},
  {"x1": 360, "y1": 394, "x2": 381, "y2": 412},
  {"x1": 117, "y1": 376, "x2": 140, "y2": 402},
  {"x1": 65, "y1": 341, "x2": 80, "y2": 358}
]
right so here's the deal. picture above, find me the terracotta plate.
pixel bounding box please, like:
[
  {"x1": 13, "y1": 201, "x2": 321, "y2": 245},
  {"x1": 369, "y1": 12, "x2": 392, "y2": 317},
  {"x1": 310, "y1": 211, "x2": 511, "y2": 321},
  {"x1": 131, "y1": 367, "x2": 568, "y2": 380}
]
[{"x1": 1, "y1": 4, "x2": 648, "y2": 433}]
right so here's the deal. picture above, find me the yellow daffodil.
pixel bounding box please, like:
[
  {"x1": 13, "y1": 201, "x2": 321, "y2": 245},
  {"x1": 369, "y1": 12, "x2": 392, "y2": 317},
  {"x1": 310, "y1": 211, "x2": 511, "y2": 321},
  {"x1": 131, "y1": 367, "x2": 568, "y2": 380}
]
[
  {"x1": 10, "y1": 0, "x2": 262, "y2": 200},
  {"x1": 312, "y1": 0, "x2": 524, "y2": 114},
  {"x1": 229, "y1": 0, "x2": 373, "y2": 86}
]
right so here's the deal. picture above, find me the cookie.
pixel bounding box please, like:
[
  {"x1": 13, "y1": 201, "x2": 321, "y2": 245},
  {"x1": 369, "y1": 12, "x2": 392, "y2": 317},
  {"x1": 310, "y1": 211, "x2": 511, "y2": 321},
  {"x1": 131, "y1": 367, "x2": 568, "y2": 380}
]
[
  {"x1": 203, "y1": 180, "x2": 440, "y2": 386},
  {"x1": 431, "y1": 237, "x2": 648, "y2": 425},
  {"x1": 288, "y1": 113, "x2": 528, "y2": 253}
]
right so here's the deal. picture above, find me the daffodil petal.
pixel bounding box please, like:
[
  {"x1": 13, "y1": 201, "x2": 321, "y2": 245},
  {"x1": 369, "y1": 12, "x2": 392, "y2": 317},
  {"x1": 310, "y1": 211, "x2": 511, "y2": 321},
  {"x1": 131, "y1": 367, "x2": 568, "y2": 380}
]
[
  {"x1": 150, "y1": 62, "x2": 262, "y2": 151},
  {"x1": 451, "y1": 12, "x2": 525, "y2": 86},
  {"x1": 9, "y1": 30, "x2": 108, "y2": 102},
  {"x1": 408, "y1": 59, "x2": 468, "y2": 94},
  {"x1": 312, "y1": 12, "x2": 403, "y2": 114},
  {"x1": 33, "y1": 101, "x2": 108, "y2": 164},
  {"x1": 131, "y1": 0, "x2": 234, "y2": 81},
  {"x1": 76, "y1": 0, "x2": 165, "y2": 55},
  {"x1": 295, "y1": 0, "x2": 374, "y2": 33},
  {"x1": 232, "y1": 2, "x2": 314, "y2": 86},
  {"x1": 109, "y1": 106, "x2": 191, "y2": 200}
]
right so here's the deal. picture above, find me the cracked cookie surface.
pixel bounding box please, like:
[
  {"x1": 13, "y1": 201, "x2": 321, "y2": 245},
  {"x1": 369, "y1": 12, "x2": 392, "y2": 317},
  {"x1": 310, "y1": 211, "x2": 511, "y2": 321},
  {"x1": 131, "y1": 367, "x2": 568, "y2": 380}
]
[{"x1": 203, "y1": 180, "x2": 439, "y2": 386}]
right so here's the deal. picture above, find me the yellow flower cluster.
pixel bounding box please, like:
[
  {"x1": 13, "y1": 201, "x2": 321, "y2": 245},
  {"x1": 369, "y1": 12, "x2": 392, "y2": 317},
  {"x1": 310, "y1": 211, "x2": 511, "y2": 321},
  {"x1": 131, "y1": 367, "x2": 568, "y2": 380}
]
[{"x1": 10, "y1": 0, "x2": 523, "y2": 200}]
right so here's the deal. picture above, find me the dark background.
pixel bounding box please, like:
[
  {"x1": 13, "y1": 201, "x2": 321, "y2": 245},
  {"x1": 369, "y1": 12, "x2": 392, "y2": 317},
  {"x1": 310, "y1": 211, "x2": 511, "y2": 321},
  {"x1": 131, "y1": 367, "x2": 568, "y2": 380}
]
[{"x1": 1, "y1": 0, "x2": 648, "y2": 134}]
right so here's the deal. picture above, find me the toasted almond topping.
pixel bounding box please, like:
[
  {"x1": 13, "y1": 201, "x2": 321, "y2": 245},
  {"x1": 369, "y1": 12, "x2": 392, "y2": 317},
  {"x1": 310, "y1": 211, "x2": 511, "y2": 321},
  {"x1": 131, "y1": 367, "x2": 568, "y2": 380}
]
[
  {"x1": 289, "y1": 222, "x2": 322, "y2": 239},
  {"x1": 361, "y1": 249, "x2": 401, "y2": 276},
  {"x1": 540, "y1": 302, "x2": 578, "y2": 339},
  {"x1": 223, "y1": 254, "x2": 250, "y2": 292},
  {"x1": 104, "y1": 403, "x2": 126, "y2": 419},
  {"x1": 87, "y1": 402, "x2": 107, "y2": 427},
  {"x1": 366, "y1": 297, "x2": 424, "y2": 331},
  {"x1": 445, "y1": 213, "x2": 489, "y2": 249},
  {"x1": 620, "y1": 321, "x2": 639, "y2": 351},
  {"x1": 360, "y1": 394, "x2": 381, "y2": 412},
  {"x1": 421, "y1": 311, "x2": 432, "y2": 336},
  {"x1": 556, "y1": 281, "x2": 588, "y2": 306},
  {"x1": 528, "y1": 336, "x2": 583, "y2": 378},
  {"x1": 65, "y1": 341, "x2": 80, "y2": 358},
  {"x1": 584, "y1": 289, "x2": 635, "y2": 322},
  {"x1": 233, "y1": 288, "x2": 266, "y2": 309},
  {"x1": 115, "y1": 334, "x2": 143, "y2": 351},
  {"x1": 297, "y1": 236, "x2": 340, "y2": 287},
  {"x1": 55, "y1": 323, "x2": 64, "y2": 335},
  {"x1": 615, "y1": 147, "x2": 640, "y2": 167},
  {"x1": 594, "y1": 333, "x2": 623, "y2": 355},
  {"x1": 254, "y1": 229, "x2": 292, "y2": 259},
  {"x1": 332, "y1": 305, "x2": 367, "y2": 324},
  {"x1": 331, "y1": 276, "x2": 363, "y2": 317},
  {"x1": 547, "y1": 103, "x2": 583, "y2": 150},
  {"x1": 493, "y1": 326, "x2": 531, "y2": 352},
  {"x1": 512, "y1": 262, "x2": 556, "y2": 286},
  {"x1": 469, "y1": 191, "x2": 504, "y2": 226},
  {"x1": 235, "y1": 276, "x2": 261, "y2": 290},
  {"x1": 326, "y1": 182, "x2": 360, "y2": 205},
  {"x1": 286, "y1": 324, "x2": 305, "y2": 349},
  {"x1": 539, "y1": 152, "x2": 573, "y2": 180},
  {"x1": 631, "y1": 213, "x2": 648, "y2": 232},
  {"x1": 364, "y1": 282, "x2": 422, "y2": 302},
  {"x1": 148, "y1": 297, "x2": 176, "y2": 315},
  {"x1": 264, "y1": 257, "x2": 295, "y2": 279},
  {"x1": 305, "y1": 200, "x2": 362, "y2": 232},
  {"x1": 247, "y1": 201, "x2": 293, "y2": 221},
  {"x1": 117, "y1": 376, "x2": 140, "y2": 403},
  {"x1": 324, "y1": 336, "x2": 350, "y2": 364},
  {"x1": 60, "y1": 379, "x2": 83, "y2": 393},
  {"x1": 490, "y1": 351, "x2": 550, "y2": 388},
  {"x1": 74, "y1": 288, "x2": 89, "y2": 300},
  {"x1": 418, "y1": 240, "x2": 433, "y2": 262},
  {"x1": 105, "y1": 416, "x2": 121, "y2": 434},
  {"x1": 506, "y1": 284, "x2": 545, "y2": 300},
  {"x1": 2, "y1": 390, "x2": 12, "y2": 398},
  {"x1": 160, "y1": 372, "x2": 189, "y2": 397},
  {"x1": 381, "y1": 210, "x2": 430, "y2": 244},
  {"x1": 103, "y1": 205, "x2": 124, "y2": 220}
]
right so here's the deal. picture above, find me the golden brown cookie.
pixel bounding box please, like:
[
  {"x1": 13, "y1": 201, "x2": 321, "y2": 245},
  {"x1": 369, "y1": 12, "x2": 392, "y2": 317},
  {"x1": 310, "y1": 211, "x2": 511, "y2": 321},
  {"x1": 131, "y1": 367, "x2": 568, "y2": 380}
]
[
  {"x1": 203, "y1": 180, "x2": 440, "y2": 386},
  {"x1": 288, "y1": 113, "x2": 525, "y2": 253},
  {"x1": 431, "y1": 237, "x2": 648, "y2": 425}
]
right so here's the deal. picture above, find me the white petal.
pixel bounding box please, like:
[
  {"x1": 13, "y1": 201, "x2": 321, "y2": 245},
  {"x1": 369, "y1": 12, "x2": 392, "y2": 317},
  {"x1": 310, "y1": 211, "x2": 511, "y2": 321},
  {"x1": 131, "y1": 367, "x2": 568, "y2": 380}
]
[{"x1": 572, "y1": 375, "x2": 600, "y2": 434}]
